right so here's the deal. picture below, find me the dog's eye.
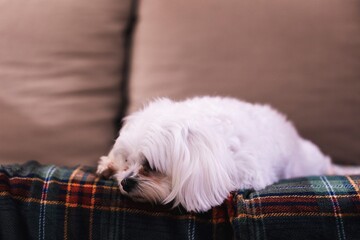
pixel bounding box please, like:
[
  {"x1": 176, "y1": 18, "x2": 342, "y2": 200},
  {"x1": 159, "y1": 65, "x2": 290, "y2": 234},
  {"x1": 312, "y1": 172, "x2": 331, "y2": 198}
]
[{"x1": 143, "y1": 160, "x2": 153, "y2": 172}]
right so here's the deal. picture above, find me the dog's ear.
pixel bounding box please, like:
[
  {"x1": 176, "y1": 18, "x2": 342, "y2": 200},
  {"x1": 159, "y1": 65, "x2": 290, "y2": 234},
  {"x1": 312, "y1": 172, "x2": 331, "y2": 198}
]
[{"x1": 163, "y1": 124, "x2": 236, "y2": 212}]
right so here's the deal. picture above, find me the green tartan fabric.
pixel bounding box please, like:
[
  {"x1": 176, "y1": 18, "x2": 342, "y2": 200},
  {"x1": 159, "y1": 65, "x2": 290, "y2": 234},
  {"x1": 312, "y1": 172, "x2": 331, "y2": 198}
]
[
  {"x1": 231, "y1": 176, "x2": 360, "y2": 240},
  {"x1": 1, "y1": 161, "x2": 360, "y2": 240},
  {"x1": 0, "y1": 161, "x2": 232, "y2": 240}
]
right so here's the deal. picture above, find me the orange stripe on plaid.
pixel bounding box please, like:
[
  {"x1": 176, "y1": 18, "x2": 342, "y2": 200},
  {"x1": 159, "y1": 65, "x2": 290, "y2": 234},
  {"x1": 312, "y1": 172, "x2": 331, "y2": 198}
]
[
  {"x1": 253, "y1": 194, "x2": 339, "y2": 199},
  {"x1": 89, "y1": 178, "x2": 99, "y2": 240},
  {"x1": 347, "y1": 176, "x2": 360, "y2": 196},
  {"x1": 0, "y1": 191, "x2": 220, "y2": 223},
  {"x1": 64, "y1": 166, "x2": 82, "y2": 240},
  {"x1": 234, "y1": 212, "x2": 360, "y2": 219},
  {"x1": 0, "y1": 192, "x2": 11, "y2": 197},
  {"x1": 242, "y1": 194, "x2": 360, "y2": 201},
  {"x1": 8, "y1": 176, "x2": 119, "y2": 191}
]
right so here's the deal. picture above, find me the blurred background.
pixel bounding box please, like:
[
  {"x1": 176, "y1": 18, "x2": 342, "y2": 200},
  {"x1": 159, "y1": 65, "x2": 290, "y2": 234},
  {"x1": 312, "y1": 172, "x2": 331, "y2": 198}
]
[{"x1": 0, "y1": 0, "x2": 359, "y2": 166}]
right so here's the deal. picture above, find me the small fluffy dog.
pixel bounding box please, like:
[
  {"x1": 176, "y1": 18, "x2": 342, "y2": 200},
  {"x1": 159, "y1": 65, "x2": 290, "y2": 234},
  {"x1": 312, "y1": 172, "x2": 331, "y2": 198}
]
[{"x1": 97, "y1": 96, "x2": 359, "y2": 212}]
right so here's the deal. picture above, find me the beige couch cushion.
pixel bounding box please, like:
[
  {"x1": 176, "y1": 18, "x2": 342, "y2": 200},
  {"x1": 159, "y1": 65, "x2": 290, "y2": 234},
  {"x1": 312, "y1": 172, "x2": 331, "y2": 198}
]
[
  {"x1": 0, "y1": 0, "x2": 135, "y2": 166},
  {"x1": 129, "y1": 0, "x2": 360, "y2": 163}
]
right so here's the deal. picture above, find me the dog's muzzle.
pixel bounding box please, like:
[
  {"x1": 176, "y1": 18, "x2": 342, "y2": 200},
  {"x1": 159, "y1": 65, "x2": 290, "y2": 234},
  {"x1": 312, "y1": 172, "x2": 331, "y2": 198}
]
[{"x1": 121, "y1": 177, "x2": 137, "y2": 193}]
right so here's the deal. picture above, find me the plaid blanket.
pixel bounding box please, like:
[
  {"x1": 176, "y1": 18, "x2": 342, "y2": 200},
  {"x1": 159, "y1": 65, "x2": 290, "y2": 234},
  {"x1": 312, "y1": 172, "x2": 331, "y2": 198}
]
[{"x1": 0, "y1": 161, "x2": 360, "y2": 240}]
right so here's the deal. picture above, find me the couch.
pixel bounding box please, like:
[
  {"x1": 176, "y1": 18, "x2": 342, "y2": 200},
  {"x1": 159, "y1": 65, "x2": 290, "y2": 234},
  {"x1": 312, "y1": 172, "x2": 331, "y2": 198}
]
[
  {"x1": 1, "y1": 161, "x2": 360, "y2": 240},
  {"x1": 0, "y1": 0, "x2": 359, "y2": 239}
]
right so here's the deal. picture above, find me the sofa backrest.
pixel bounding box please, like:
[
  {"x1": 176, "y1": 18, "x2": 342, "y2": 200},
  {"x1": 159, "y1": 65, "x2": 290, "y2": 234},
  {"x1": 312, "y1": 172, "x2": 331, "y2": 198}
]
[
  {"x1": 129, "y1": 0, "x2": 360, "y2": 164},
  {"x1": 0, "y1": 0, "x2": 137, "y2": 166}
]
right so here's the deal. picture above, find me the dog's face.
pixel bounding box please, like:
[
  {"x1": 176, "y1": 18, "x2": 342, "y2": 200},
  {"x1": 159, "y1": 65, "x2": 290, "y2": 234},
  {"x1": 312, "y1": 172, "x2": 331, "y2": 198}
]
[
  {"x1": 98, "y1": 146, "x2": 172, "y2": 204},
  {"x1": 97, "y1": 98, "x2": 236, "y2": 212}
]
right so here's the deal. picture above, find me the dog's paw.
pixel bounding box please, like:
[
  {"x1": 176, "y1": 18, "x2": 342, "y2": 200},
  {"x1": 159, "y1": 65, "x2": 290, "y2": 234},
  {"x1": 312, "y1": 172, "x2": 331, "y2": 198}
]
[{"x1": 97, "y1": 156, "x2": 116, "y2": 179}]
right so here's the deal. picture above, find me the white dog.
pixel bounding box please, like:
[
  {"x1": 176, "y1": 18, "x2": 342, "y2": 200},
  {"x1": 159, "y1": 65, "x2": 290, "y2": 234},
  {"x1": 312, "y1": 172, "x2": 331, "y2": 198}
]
[{"x1": 97, "y1": 96, "x2": 359, "y2": 212}]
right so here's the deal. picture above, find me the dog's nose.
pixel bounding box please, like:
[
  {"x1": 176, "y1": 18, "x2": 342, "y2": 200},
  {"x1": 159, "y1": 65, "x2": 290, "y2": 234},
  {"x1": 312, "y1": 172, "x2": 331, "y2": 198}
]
[{"x1": 121, "y1": 177, "x2": 137, "y2": 193}]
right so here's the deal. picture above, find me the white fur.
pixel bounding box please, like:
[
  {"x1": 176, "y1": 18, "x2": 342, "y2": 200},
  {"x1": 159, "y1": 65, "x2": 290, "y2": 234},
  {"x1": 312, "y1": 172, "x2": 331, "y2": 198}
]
[{"x1": 97, "y1": 96, "x2": 356, "y2": 212}]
